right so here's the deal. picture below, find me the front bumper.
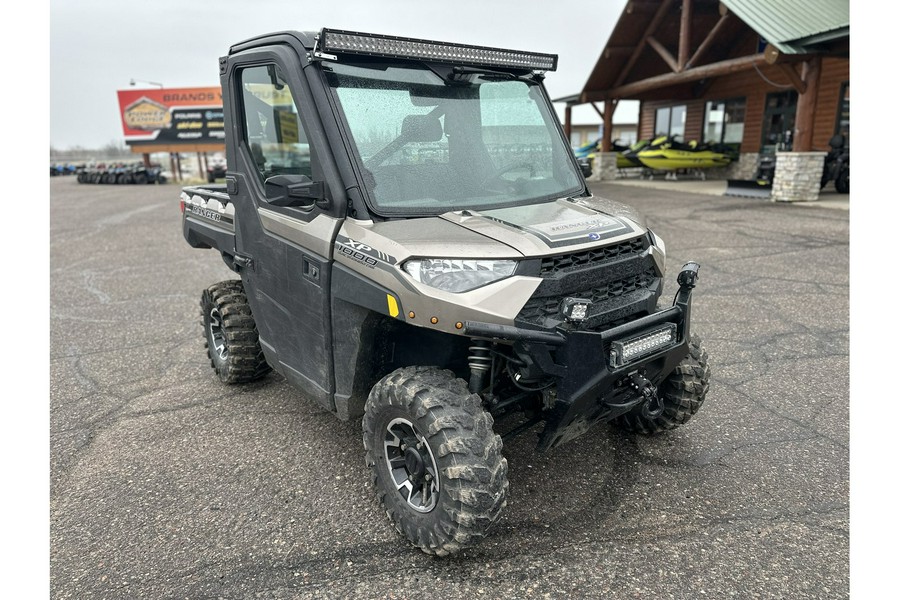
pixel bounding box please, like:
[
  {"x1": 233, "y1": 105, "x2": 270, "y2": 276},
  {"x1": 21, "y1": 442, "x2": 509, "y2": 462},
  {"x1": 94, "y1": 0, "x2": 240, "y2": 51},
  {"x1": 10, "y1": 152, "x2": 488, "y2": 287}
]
[{"x1": 465, "y1": 262, "x2": 699, "y2": 451}]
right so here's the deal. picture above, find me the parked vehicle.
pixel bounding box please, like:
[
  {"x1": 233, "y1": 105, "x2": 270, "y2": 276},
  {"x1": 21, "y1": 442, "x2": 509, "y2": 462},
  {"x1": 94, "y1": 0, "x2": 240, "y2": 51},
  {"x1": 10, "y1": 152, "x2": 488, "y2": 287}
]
[
  {"x1": 574, "y1": 138, "x2": 646, "y2": 171},
  {"x1": 50, "y1": 163, "x2": 77, "y2": 176},
  {"x1": 616, "y1": 138, "x2": 648, "y2": 168},
  {"x1": 76, "y1": 162, "x2": 167, "y2": 185},
  {"x1": 820, "y1": 134, "x2": 849, "y2": 194},
  {"x1": 181, "y1": 28, "x2": 711, "y2": 556},
  {"x1": 636, "y1": 135, "x2": 735, "y2": 171},
  {"x1": 207, "y1": 157, "x2": 227, "y2": 183}
]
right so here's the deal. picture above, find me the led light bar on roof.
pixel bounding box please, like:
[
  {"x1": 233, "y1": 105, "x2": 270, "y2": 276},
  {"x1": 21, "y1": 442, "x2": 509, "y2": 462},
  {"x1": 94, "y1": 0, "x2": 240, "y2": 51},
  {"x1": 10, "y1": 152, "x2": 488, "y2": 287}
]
[{"x1": 318, "y1": 28, "x2": 558, "y2": 72}]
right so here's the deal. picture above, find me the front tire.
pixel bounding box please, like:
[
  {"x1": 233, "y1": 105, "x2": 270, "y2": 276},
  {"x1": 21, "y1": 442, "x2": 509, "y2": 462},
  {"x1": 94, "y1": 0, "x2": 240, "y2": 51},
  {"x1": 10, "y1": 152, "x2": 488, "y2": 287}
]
[
  {"x1": 200, "y1": 280, "x2": 271, "y2": 384},
  {"x1": 363, "y1": 366, "x2": 508, "y2": 556},
  {"x1": 611, "y1": 334, "x2": 710, "y2": 435}
]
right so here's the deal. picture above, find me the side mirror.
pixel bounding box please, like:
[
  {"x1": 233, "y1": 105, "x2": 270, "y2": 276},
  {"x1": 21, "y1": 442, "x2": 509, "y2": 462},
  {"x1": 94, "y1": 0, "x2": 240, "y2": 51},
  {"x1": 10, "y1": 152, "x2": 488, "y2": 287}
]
[{"x1": 265, "y1": 174, "x2": 329, "y2": 209}]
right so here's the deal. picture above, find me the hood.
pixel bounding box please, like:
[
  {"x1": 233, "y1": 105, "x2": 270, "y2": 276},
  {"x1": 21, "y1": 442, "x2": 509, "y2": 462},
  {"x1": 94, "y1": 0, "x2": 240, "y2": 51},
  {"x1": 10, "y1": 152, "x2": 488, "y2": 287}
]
[{"x1": 439, "y1": 196, "x2": 646, "y2": 257}]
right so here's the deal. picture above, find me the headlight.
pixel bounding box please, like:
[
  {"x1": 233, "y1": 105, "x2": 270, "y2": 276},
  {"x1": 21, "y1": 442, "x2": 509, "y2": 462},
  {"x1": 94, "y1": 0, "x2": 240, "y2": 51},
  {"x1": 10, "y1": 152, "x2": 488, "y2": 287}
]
[{"x1": 403, "y1": 258, "x2": 517, "y2": 293}]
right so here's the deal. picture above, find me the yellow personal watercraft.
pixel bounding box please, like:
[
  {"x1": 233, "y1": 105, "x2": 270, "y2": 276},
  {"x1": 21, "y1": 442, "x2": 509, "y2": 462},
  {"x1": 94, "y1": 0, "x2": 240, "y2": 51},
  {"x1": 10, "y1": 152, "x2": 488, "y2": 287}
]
[
  {"x1": 636, "y1": 135, "x2": 735, "y2": 171},
  {"x1": 617, "y1": 139, "x2": 648, "y2": 168}
]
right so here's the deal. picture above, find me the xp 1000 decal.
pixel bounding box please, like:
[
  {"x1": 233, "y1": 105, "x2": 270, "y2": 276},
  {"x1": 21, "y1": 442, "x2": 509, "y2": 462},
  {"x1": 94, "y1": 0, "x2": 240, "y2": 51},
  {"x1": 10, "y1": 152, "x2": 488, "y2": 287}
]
[{"x1": 335, "y1": 235, "x2": 396, "y2": 269}]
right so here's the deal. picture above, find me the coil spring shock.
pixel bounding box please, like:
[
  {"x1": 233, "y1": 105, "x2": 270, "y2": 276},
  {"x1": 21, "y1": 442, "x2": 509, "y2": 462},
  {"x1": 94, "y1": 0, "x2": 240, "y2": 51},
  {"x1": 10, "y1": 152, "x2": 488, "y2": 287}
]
[{"x1": 468, "y1": 341, "x2": 492, "y2": 394}]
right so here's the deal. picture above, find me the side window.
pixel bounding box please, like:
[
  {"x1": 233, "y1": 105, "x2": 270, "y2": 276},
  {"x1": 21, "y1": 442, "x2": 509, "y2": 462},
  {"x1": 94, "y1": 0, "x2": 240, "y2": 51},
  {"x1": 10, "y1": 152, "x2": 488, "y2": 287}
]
[{"x1": 239, "y1": 65, "x2": 314, "y2": 182}]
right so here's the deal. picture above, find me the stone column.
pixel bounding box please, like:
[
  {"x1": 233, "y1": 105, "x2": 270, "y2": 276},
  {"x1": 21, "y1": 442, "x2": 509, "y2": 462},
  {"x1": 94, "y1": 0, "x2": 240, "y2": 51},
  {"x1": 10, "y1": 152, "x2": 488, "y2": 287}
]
[
  {"x1": 725, "y1": 152, "x2": 761, "y2": 180},
  {"x1": 588, "y1": 152, "x2": 618, "y2": 181},
  {"x1": 771, "y1": 152, "x2": 826, "y2": 202}
]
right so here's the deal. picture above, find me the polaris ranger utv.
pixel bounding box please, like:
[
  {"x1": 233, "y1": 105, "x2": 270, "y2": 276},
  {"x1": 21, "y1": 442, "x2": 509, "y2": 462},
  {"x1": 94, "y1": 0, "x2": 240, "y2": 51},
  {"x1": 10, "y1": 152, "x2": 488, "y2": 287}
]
[{"x1": 181, "y1": 28, "x2": 711, "y2": 556}]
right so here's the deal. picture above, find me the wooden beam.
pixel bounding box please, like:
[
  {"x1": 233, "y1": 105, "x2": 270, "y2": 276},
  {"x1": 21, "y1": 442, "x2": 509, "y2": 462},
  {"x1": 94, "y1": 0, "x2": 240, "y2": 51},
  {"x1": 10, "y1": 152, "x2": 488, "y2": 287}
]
[
  {"x1": 764, "y1": 44, "x2": 815, "y2": 65},
  {"x1": 585, "y1": 53, "x2": 767, "y2": 101},
  {"x1": 604, "y1": 46, "x2": 636, "y2": 59},
  {"x1": 625, "y1": 0, "x2": 659, "y2": 15},
  {"x1": 679, "y1": 0, "x2": 693, "y2": 71},
  {"x1": 686, "y1": 13, "x2": 730, "y2": 69},
  {"x1": 775, "y1": 63, "x2": 807, "y2": 93},
  {"x1": 564, "y1": 104, "x2": 572, "y2": 141},
  {"x1": 613, "y1": 0, "x2": 677, "y2": 87},
  {"x1": 793, "y1": 55, "x2": 822, "y2": 151},
  {"x1": 601, "y1": 100, "x2": 617, "y2": 151},
  {"x1": 647, "y1": 36, "x2": 680, "y2": 73},
  {"x1": 590, "y1": 102, "x2": 605, "y2": 120}
]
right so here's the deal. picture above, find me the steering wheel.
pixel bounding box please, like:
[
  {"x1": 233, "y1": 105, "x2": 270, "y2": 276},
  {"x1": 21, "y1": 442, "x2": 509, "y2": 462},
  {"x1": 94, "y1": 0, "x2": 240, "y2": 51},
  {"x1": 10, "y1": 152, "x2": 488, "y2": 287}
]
[{"x1": 481, "y1": 162, "x2": 536, "y2": 191}]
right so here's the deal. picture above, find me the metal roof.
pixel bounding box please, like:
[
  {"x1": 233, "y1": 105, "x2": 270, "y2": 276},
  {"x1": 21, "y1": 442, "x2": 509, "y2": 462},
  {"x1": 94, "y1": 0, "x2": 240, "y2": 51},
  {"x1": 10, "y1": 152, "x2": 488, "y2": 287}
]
[{"x1": 721, "y1": 0, "x2": 849, "y2": 53}]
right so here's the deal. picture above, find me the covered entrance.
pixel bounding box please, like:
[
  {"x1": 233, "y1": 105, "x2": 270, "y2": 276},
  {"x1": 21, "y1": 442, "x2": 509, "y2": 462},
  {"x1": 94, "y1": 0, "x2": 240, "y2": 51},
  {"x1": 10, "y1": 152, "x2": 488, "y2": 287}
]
[{"x1": 558, "y1": 0, "x2": 849, "y2": 201}]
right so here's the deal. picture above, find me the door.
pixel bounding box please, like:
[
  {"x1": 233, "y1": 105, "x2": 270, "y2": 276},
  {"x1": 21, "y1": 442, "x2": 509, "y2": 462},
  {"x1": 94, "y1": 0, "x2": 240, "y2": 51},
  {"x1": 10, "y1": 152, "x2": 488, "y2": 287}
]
[
  {"x1": 226, "y1": 50, "x2": 341, "y2": 410},
  {"x1": 760, "y1": 90, "x2": 798, "y2": 153}
]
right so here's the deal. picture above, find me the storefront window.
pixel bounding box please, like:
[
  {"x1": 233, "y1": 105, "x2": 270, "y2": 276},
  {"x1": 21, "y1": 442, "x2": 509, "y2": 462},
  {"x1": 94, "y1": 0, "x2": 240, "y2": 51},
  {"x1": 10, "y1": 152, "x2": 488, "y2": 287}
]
[
  {"x1": 655, "y1": 107, "x2": 670, "y2": 136},
  {"x1": 654, "y1": 105, "x2": 686, "y2": 138},
  {"x1": 703, "y1": 98, "x2": 746, "y2": 145}
]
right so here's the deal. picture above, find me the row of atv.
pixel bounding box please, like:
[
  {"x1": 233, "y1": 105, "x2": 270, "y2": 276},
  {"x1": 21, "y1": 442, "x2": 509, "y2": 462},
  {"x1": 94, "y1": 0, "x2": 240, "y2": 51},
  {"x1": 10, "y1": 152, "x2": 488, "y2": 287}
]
[{"x1": 76, "y1": 163, "x2": 167, "y2": 185}]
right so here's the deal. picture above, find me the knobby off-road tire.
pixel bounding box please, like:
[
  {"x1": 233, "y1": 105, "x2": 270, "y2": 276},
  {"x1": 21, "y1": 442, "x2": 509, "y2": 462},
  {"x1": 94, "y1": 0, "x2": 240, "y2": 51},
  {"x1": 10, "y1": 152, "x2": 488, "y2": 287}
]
[
  {"x1": 835, "y1": 168, "x2": 849, "y2": 194},
  {"x1": 200, "y1": 280, "x2": 271, "y2": 384},
  {"x1": 363, "y1": 366, "x2": 508, "y2": 556},
  {"x1": 611, "y1": 334, "x2": 711, "y2": 435}
]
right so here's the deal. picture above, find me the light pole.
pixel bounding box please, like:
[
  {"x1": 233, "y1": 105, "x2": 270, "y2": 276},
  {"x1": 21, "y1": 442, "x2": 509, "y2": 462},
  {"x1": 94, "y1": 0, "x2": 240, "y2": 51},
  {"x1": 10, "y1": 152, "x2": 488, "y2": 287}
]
[{"x1": 129, "y1": 78, "x2": 164, "y2": 88}]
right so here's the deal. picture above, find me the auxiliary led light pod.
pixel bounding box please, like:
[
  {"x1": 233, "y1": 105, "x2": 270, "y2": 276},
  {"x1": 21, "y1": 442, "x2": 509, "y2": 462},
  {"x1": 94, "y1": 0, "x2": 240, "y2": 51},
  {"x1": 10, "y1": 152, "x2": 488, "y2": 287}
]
[
  {"x1": 609, "y1": 323, "x2": 678, "y2": 368},
  {"x1": 318, "y1": 28, "x2": 558, "y2": 71},
  {"x1": 560, "y1": 297, "x2": 592, "y2": 323}
]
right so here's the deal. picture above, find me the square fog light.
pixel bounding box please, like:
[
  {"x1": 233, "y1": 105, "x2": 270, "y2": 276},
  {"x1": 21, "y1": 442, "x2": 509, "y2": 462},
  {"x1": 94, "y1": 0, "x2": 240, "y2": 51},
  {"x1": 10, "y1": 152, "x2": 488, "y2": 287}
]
[{"x1": 560, "y1": 297, "x2": 592, "y2": 323}]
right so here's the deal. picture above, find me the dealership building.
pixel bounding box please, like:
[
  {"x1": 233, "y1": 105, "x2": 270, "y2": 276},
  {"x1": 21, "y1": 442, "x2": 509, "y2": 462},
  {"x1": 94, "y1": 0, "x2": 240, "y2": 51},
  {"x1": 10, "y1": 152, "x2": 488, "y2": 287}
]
[{"x1": 557, "y1": 0, "x2": 849, "y2": 201}]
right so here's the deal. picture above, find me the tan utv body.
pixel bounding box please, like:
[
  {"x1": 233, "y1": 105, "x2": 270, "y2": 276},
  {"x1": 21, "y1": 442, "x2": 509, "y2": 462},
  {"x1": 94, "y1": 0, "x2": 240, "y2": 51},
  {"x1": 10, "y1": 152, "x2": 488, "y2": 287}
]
[{"x1": 181, "y1": 28, "x2": 711, "y2": 556}]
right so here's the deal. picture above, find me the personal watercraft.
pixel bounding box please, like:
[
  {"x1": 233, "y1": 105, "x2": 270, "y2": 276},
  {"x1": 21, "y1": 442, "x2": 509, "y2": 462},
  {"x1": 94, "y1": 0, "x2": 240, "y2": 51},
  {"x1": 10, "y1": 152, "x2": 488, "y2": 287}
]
[
  {"x1": 636, "y1": 135, "x2": 735, "y2": 171},
  {"x1": 617, "y1": 139, "x2": 648, "y2": 169}
]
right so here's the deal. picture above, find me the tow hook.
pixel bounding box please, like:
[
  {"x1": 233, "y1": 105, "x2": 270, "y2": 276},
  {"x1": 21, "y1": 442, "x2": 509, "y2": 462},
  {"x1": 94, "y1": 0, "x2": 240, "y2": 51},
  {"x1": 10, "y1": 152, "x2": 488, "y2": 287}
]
[{"x1": 628, "y1": 372, "x2": 664, "y2": 418}]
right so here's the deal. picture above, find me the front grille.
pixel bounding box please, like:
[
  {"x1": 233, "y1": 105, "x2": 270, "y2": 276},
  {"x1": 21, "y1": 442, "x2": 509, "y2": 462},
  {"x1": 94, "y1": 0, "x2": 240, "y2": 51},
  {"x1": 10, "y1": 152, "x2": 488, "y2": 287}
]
[
  {"x1": 539, "y1": 237, "x2": 646, "y2": 276},
  {"x1": 518, "y1": 268, "x2": 658, "y2": 324},
  {"x1": 515, "y1": 232, "x2": 662, "y2": 330}
]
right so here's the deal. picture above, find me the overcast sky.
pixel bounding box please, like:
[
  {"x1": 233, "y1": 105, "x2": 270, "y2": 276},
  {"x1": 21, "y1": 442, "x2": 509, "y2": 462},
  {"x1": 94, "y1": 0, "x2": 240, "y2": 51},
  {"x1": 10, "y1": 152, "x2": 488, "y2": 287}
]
[{"x1": 49, "y1": 0, "x2": 635, "y2": 149}]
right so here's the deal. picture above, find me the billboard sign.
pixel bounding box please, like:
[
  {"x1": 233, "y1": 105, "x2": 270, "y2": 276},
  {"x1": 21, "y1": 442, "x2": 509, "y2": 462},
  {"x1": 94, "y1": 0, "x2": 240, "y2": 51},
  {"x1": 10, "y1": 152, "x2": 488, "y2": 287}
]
[{"x1": 117, "y1": 87, "x2": 225, "y2": 146}]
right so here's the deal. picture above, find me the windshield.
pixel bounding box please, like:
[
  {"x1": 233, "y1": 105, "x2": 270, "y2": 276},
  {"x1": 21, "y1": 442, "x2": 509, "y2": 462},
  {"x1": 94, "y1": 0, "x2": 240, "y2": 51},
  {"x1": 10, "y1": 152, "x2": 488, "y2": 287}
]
[{"x1": 324, "y1": 62, "x2": 583, "y2": 215}]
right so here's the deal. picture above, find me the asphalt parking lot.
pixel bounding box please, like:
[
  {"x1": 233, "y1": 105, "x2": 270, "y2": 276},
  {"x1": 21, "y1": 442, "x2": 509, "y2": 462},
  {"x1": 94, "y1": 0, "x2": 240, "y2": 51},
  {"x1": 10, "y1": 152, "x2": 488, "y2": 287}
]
[{"x1": 49, "y1": 176, "x2": 848, "y2": 599}]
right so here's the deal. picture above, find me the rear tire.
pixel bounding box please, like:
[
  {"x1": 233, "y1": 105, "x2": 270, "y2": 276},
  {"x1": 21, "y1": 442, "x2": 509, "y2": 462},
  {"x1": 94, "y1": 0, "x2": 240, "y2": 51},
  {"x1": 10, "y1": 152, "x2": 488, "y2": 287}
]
[
  {"x1": 200, "y1": 280, "x2": 270, "y2": 384},
  {"x1": 610, "y1": 334, "x2": 710, "y2": 435},
  {"x1": 363, "y1": 366, "x2": 508, "y2": 556},
  {"x1": 835, "y1": 167, "x2": 849, "y2": 194}
]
